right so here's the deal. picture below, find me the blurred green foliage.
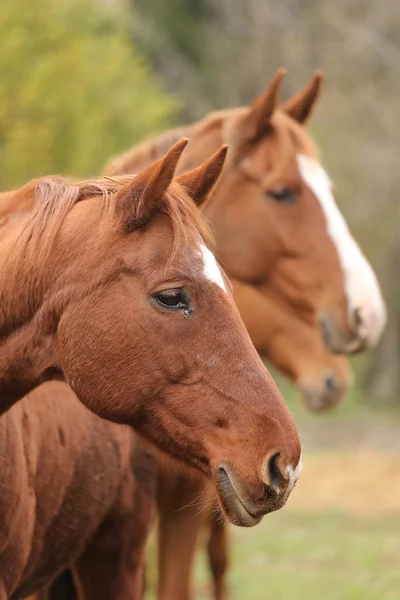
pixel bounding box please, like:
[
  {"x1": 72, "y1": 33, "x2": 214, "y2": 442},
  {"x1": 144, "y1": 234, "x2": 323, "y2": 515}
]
[
  {"x1": 132, "y1": 0, "x2": 214, "y2": 66},
  {"x1": 0, "y1": 0, "x2": 178, "y2": 187}
]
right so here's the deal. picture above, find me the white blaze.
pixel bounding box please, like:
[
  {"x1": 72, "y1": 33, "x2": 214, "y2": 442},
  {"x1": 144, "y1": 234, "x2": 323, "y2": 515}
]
[
  {"x1": 297, "y1": 154, "x2": 386, "y2": 346},
  {"x1": 200, "y1": 243, "x2": 227, "y2": 291}
]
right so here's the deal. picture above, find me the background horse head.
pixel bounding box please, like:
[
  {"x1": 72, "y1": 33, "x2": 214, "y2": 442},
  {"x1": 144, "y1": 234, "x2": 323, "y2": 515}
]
[
  {"x1": 0, "y1": 140, "x2": 301, "y2": 526},
  {"x1": 231, "y1": 280, "x2": 353, "y2": 412},
  {"x1": 105, "y1": 70, "x2": 386, "y2": 355}
]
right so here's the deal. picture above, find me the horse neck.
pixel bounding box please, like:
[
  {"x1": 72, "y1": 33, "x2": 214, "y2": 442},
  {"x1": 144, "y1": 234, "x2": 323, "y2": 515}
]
[
  {"x1": 105, "y1": 113, "x2": 226, "y2": 176},
  {"x1": 0, "y1": 218, "x2": 61, "y2": 412}
]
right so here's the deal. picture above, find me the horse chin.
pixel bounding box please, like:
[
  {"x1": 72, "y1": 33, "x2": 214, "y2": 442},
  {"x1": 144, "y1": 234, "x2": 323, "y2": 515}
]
[
  {"x1": 299, "y1": 387, "x2": 338, "y2": 413},
  {"x1": 298, "y1": 375, "x2": 346, "y2": 413},
  {"x1": 214, "y1": 467, "x2": 264, "y2": 528}
]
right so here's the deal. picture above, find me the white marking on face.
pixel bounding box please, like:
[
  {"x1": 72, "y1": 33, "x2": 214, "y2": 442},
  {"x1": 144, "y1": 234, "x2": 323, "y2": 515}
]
[
  {"x1": 199, "y1": 243, "x2": 227, "y2": 292},
  {"x1": 286, "y1": 453, "x2": 302, "y2": 491},
  {"x1": 297, "y1": 154, "x2": 386, "y2": 346}
]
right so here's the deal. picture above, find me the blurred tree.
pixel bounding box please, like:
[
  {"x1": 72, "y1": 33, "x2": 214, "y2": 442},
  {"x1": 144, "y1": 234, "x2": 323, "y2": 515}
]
[
  {"x1": 133, "y1": 0, "x2": 213, "y2": 66},
  {"x1": 130, "y1": 0, "x2": 217, "y2": 119},
  {"x1": 0, "y1": 0, "x2": 177, "y2": 187}
]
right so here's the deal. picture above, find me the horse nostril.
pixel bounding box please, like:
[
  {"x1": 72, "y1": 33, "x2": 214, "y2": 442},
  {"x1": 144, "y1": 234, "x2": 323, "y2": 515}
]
[
  {"x1": 353, "y1": 307, "x2": 363, "y2": 331},
  {"x1": 266, "y1": 452, "x2": 282, "y2": 491},
  {"x1": 324, "y1": 374, "x2": 337, "y2": 396}
]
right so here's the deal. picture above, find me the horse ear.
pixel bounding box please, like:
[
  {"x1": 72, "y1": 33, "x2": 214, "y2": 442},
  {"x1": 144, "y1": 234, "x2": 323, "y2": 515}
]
[
  {"x1": 281, "y1": 70, "x2": 323, "y2": 124},
  {"x1": 236, "y1": 68, "x2": 287, "y2": 142},
  {"x1": 175, "y1": 145, "x2": 228, "y2": 207},
  {"x1": 115, "y1": 138, "x2": 189, "y2": 229}
]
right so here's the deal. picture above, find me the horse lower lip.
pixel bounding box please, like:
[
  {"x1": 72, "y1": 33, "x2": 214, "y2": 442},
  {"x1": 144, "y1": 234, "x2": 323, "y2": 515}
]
[
  {"x1": 344, "y1": 337, "x2": 368, "y2": 354},
  {"x1": 320, "y1": 319, "x2": 367, "y2": 355},
  {"x1": 215, "y1": 467, "x2": 263, "y2": 528}
]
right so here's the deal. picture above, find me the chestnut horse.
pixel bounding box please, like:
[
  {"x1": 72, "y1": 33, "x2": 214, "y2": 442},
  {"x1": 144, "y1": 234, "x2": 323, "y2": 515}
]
[
  {"x1": 105, "y1": 69, "x2": 386, "y2": 354},
  {"x1": 0, "y1": 141, "x2": 302, "y2": 598},
  {"x1": 103, "y1": 70, "x2": 381, "y2": 600}
]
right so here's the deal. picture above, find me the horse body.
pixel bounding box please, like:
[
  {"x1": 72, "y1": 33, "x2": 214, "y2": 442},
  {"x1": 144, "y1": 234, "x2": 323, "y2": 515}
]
[{"x1": 0, "y1": 382, "x2": 154, "y2": 600}]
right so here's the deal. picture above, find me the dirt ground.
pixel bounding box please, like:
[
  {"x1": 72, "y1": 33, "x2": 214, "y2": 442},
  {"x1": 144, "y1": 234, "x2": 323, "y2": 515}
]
[
  {"x1": 289, "y1": 450, "x2": 400, "y2": 515},
  {"x1": 287, "y1": 414, "x2": 400, "y2": 516}
]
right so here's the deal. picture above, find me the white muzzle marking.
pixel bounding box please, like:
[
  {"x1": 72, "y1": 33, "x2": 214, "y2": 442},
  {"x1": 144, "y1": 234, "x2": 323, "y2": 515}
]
[{"x1": 286, "y1": 453, "x2": 302, "y2": 492}]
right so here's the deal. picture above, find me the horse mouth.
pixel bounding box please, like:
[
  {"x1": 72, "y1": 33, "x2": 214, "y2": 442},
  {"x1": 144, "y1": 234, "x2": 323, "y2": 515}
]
[
  {"x1": 214, "y1": 467, "x2": 264, "y2": 528},
  {"x1": 319, "y1": 316, "x2": 368, "y2": 355}
]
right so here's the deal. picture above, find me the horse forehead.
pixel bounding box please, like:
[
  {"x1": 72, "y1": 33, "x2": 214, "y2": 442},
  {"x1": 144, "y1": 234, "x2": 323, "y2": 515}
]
[
  {"x1": 240, "y1": 136, "x2": 299, "y2": 182},
  {"x1": 297, "y1": 154, "x2": 332, "y2": 190},
  {"x1": 153, "y1": 237, "x2": 227, "y2": 292}
]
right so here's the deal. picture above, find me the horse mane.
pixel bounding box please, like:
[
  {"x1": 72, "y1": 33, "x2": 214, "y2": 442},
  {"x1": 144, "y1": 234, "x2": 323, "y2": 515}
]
[
  {"x1": 104, "y1": 107, "x2": 320, "y2": 186},
  {"x1": 0, "y1": 174, "x2": 213, "y2": 325},
  {"x1": 7, "y1": 174, "x2": 212, "y2": 261},
  {"x1": 104, "y1": 126, "x2": 192, "y2": 176}
]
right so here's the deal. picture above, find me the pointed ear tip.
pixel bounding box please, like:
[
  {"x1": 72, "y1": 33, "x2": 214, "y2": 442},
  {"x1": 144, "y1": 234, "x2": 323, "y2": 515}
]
[
  {"x1": 276, "y1": 67, "x2": 288, "y2": 78},
  {"x1": 313, "y1": 70, "x2": 324, "y2": 82},
  {"x1": 206, "y1": 145, "x2": 228, "y2": 166},
  {"x1": 168, "y1": 137, "x2": 189, "y2": 154},
  {"x1": 175, "y1": 138, "x2": 189, "y2": 150}
]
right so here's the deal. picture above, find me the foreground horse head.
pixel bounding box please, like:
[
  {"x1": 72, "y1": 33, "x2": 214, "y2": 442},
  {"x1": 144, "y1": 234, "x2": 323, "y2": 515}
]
[
  {"x1": 0, "y1": 141, "x2": 301, "y2": 526},
  {"x1": 106, "y1": 70, "x2": 386, "y2": 354},
  {"x1": 231, "y1": 280, "x2": 353, "y2": 412}
]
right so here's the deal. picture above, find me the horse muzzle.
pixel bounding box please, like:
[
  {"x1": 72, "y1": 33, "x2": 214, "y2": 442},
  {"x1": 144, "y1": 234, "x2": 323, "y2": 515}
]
[
  {"x1": 298, "y1": 370, "x2": 350, "y2": 412},
  {"x1": 319, "y1": 307, "x2": 384, "y2": 355},
  {"x1": 214, "y1": 453, "x2": 301, "y2": 527}
]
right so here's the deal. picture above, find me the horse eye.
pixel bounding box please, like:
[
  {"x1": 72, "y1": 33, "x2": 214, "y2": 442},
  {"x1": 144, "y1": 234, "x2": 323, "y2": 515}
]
[
  {"x1": 153, "y1": 289, "x2": 191, "y2": 311},
  {"x1": 266, "y1": 187, "x2": 295, "y2": 204}
]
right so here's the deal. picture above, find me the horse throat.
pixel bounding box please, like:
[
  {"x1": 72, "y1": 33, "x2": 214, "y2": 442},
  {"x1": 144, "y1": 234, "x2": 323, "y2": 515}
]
[
  {"x1": 0, "y1": 311, "x2": 62, "y2": 413},
  {"x1": 0, "y1": 219, "x2": 63, "y2": 411}
]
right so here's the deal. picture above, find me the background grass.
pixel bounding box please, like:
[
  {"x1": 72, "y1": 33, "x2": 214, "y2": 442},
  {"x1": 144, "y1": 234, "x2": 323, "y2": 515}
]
[
  {"x1": 146, "y1": 510, "x2": 400, "y2": 600},
  {"x1": 145, "y1": 360, "x2": 400, "y2": 600}
]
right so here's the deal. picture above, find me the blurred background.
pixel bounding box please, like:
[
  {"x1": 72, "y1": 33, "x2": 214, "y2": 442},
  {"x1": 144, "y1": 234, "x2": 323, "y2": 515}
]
[{"x1": 1, "y1": 0, "x2": 400, "y2": 597}]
